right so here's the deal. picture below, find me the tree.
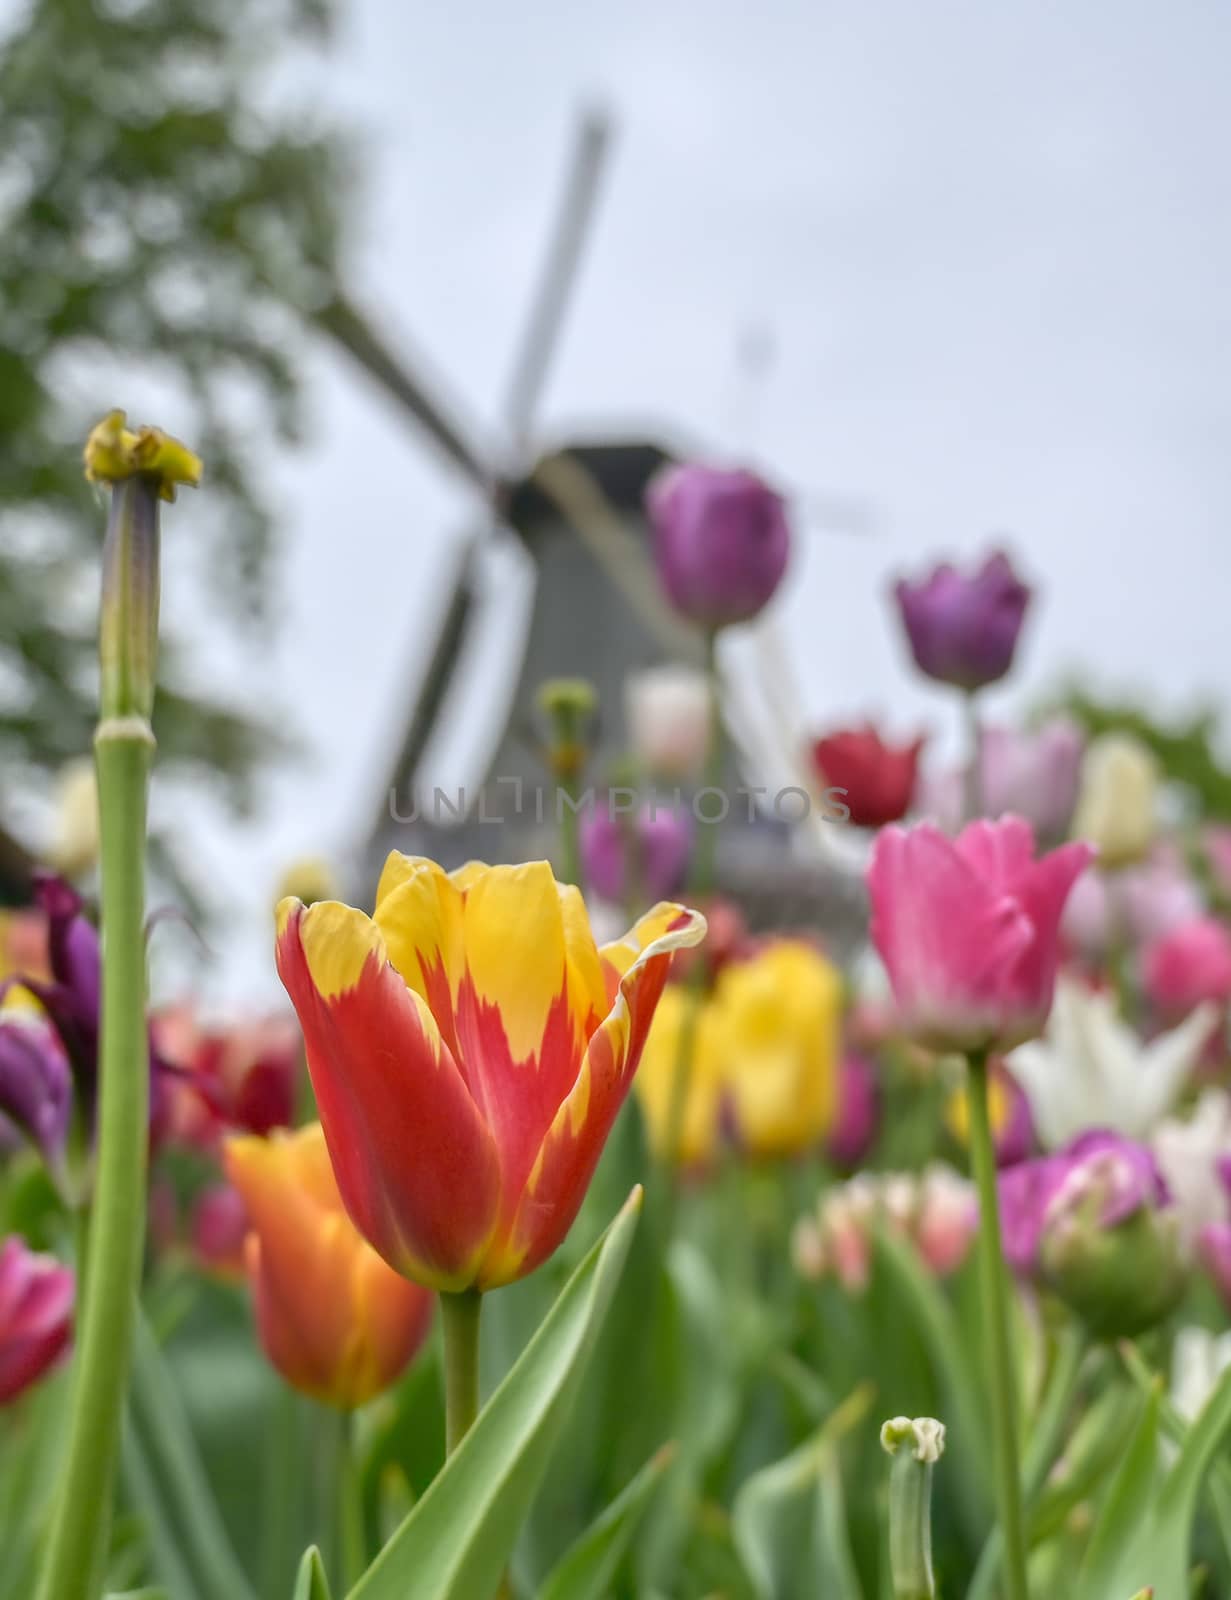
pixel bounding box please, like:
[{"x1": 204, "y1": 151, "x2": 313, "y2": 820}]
[{"x1": 0, "y1": 0, "x2": 347, "y2": 891}]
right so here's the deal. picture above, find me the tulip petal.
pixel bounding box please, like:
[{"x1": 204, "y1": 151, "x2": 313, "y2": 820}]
[
  {"x1": 869, "y1": 826, "x2": 1035, "y2": 1042},
  {"x1": 486, "y1": 906, "x2": 706, "y2": 1287},
  {"x1": 954, "y1": 815, "x2": 1036, "y2": 888},
  {"x1": 599, "y1": 900, "x2": 702, "y2": 994},
  {"x1": 276, "y1": 900, "x2": 501, "y2": 1290},
  {"x1": 372, "y1": 854, "x2": 467, "y2": 1063},
  {"x1": 228, "y1": 1135, "x2": 358, "y2": 1401},
  {"x1": 444, "y1": 866, "x2": 614, "y2": 1239}
]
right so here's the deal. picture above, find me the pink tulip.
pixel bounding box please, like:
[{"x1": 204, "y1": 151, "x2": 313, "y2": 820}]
[
  {"x1": 867, "y1": 816, "x2": 1093, "y2": 1053},
  {"x1": 0, "y1": 1236, "x2": 74, "y2": 1404},
  {"x1": 1143, "y1": 917, "x2": 1231, "y2": 1022}
]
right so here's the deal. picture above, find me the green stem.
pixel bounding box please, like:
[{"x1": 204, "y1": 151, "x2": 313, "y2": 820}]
[
  {"x1": 962, "y1": 690, "x2": 982, "y2": 823},
  {"x1": 558, "y1": 774, "x2": 582, "y2": 888},
  {"x1": 337, "y1": 1409, "x2": 366, "y2": 1590},
  {"x1": 968, "y1": 1323, "x2": 1088, "y2": 1600},
  {"x1": 967, "y1": 1054, "x2": 1030, "y2": 1600},
  {"x1": 887, "y1": 1448, "x2": 936, "y2": 1600},
  {"x1": 38, "y1": 731, "x2": 151, "y2": 1600},
  {"x1": 261, "y1": 1386, "x2": 302, "y2": 1599},
  {"x1": 688, "y1": 629, "x2": 724, "y2": 897},
  {"x1": 440, "y1": 1289, "x2": 483, "y2": 1455},
  {"x1": 656, "y1": 629, "x2": 724, "y2": 1208}
]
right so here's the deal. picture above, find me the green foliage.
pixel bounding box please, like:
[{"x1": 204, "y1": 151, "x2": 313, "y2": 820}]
[
  {"x1": 537, "y1": 1445, "x2": 677, "y2": 1600},
  {"x1": 1051, "y1": 687, "x2": 1231, "y2": 820},
  {"x1": 292, "y1": 1548, "x2": 334, "y2": 1600},
  {"x1": 346, "y1": 1189, "x2": 643, "y2": 1600},
  {"x1": 0, "y1": 0, "x2": 345, "y2": 822}
]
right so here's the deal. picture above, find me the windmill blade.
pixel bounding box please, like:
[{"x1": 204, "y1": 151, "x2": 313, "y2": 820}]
[
  {"x1": 503, "y1": 107, "x2": 614, "y2": 448},
  {"x1": 314, "y1": 291, "x2": 497, "y2": 497},
  {"x1": 367, "y1": 533, "x2": 483, "y2": 847}
]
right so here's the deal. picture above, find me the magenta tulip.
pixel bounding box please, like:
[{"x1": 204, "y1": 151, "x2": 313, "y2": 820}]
[
  {"x1": 867, "y1": 816, "x2": 1092, "y2": 1054},
  {"x1": 579, "y1": 804, "x2": 693, "y2": 904}
]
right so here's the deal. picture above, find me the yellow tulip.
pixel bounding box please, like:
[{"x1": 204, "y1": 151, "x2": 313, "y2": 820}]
[
  {"x1": 633, "y1": 983, "x2": 724, "y2": 1167},
  {"x1": 715, "y1": 940, "x2": 842, "y2": 1158}
]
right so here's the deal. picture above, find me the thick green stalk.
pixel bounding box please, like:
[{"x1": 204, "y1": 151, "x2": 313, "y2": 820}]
[
  {"x1": 337, "y1": 1410, "x2": 366, "y2": 1589},
  {"x1": 688, "y1": 629, "x2": 723, "y2": 897},
  {"x1": 962, "y1": 690, "x2": 983, "y2": 823},
  {"x1": 968, "y1": 1323, "x2": 1088, "y2": 1600},
  {"x1": 967, "y1": 1055, "x2": 1030, "y2": 1600},
  {"x1": 38, "y1": 729, "x2": 151, "y2": 1600},
  {"x1": 440, "y1": 1289, "x2": 483, "y2": 1455},
  {"x1": 558, "y1": 774, "x2": 582, "y2": 888},
  {"x1": 656, "y1": 630, "x2": 724, "y2": 1197}
]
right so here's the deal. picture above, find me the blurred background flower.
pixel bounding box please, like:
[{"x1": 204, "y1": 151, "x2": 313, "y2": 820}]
[{"x1": 0, "y1": 1236, "x2": 73, "y2": 1406}]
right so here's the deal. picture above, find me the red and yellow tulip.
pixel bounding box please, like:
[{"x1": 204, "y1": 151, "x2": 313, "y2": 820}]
[
  {"x1": 275, "y1": 856, "x2": 706, "y2": 1292},
  {"x1": 225, "y1": 1122, "x2": 433, "y2": 1408}
]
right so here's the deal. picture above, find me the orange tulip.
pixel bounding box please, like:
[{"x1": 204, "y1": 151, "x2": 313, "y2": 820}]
[
  {"x1": 275, "y1": 856, "x2": 705, "y2": 1291},
  {"x1": 224, "y1": 1122, "x2": 433, "y2": 1408}
]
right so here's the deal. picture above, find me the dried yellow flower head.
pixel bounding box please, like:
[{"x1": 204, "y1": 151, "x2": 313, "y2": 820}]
[{"x1": 84, "y1": 410, "x2": 202, "y2": 502}]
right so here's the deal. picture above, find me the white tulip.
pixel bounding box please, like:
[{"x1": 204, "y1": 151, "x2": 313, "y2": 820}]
[
  {"x1": 1071, "y1": 732, "x2": 1160, "y2": 868},
  {"x1": 1009, "y1": 975, "x2": 1217, "y2": 1150},
  {"x1": 1154, "y1": 1089, "x2": 1231, "y2": 1248},
  {"x1": 1171, "y1": 1327, "x2": 1231, "y2": 1425},
  {"x1": 624, "y1": 665, "x2": 711, "y2": 780},
  {"x1": 48, "y1": 757, "x2": 99, "y2": 878}
]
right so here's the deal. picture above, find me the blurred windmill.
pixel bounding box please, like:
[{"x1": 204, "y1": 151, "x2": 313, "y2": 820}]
[{"x1": 311, "y1": 107, "x2": 870, "y2": 935}]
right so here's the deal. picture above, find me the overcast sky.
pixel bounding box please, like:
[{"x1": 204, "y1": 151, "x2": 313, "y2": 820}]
[{"x1": 149, "y1": 0, "x2": 1231, "y2": 1005}]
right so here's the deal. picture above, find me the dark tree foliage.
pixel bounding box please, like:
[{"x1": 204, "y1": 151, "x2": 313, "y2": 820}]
[{"x1": 0, "y1": 0, "x2": 347, "y2": 835}]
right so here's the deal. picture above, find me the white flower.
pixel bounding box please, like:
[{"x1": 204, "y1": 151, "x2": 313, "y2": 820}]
[
  {"x1": 624, "y1": 665, "x2": 711, "y2": 779},
  {"x1": 48, "y1": 757, "x2": 99, "y2": 878},
  {"x1": 1008, "y1": 976, "x2": 1217, "y2": 1150},
  {"x1": 1171, "y1": 1327, "x2": 1231, "y2": 1425},
  {"x1": 1071, "y1": 732, "x2": 1160, "y2": 868},
  {"x1": 1154, "y1": 1089, "x2": 1231, "y2": 1248}
]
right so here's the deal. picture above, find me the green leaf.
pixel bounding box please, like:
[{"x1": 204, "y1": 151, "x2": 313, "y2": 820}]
[
  {"x1": 118, "y1": 1424, "x2": 203, "y2": 1600},
  {"x1": 732, "y1": 1385, "x2": 873, "y2": 1600},
  {"x1": 292, "y1": 1548, "x2": 334, "y2": 1600},
  {"x1": 1076, "y1": 1386, "x2": 1161, "y2": 1600},
  {"x1": 1086, "y1": 1357, "x2": 1231, "y2": 1599},
  {"x1": 872, "y1": 1229, "x2": 989, "y2": 1536},
  {"x1": 129, "y1": 1309, "x2": 259, "y2": 1600},
  {"x1": 348, "y1": 1186, "x2": 643, "y2": 1600},
  {"x1": 538, "y1": 1444, "x2": 676, "y2": 1600}
]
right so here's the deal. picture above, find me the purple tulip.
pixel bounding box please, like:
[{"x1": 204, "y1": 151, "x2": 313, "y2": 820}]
[
  {"x1": 0, "y1": 1019, "x2": 71, "y2": 1175},
  {"x1": 3, "y1": 872, "x2": 174, "y2": 1142},
  {"x1": 995, "y1": 1069, "x2": 1036, "y2": 1168},
  {"x1": 6, "y1": 874, "x2": 101, "y2": 1088},
  {"x1": 826, "y1": 1052, "x2": 881, "y2": 1169},
  {"x1": 998, "y1": 1153, "x2": 1070, "y2": 1274},
  {"x1": 893, "y1": 551, "x2": 1032, "y2": 692},
  {"x1": 1038, "y1": 1132, "x2": 1183, "y2": 1336},
  {"x1": 998, "y1": 1130, "x2": 1167, "y2": 1275},
  {"x1": 0, "y1": 1235, "x2": 74, "y2": 1404},
  {"x1": 580, "y1": 804, "x2": 693, "y2": 904},
  {"x1": 647, "y1": 463, "x2": 790, "y2": 629}
]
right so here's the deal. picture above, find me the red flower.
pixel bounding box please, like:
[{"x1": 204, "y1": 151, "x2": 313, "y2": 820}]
[{"x1": 812, "y1": 725, "x2": 925, "y2": 828}]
